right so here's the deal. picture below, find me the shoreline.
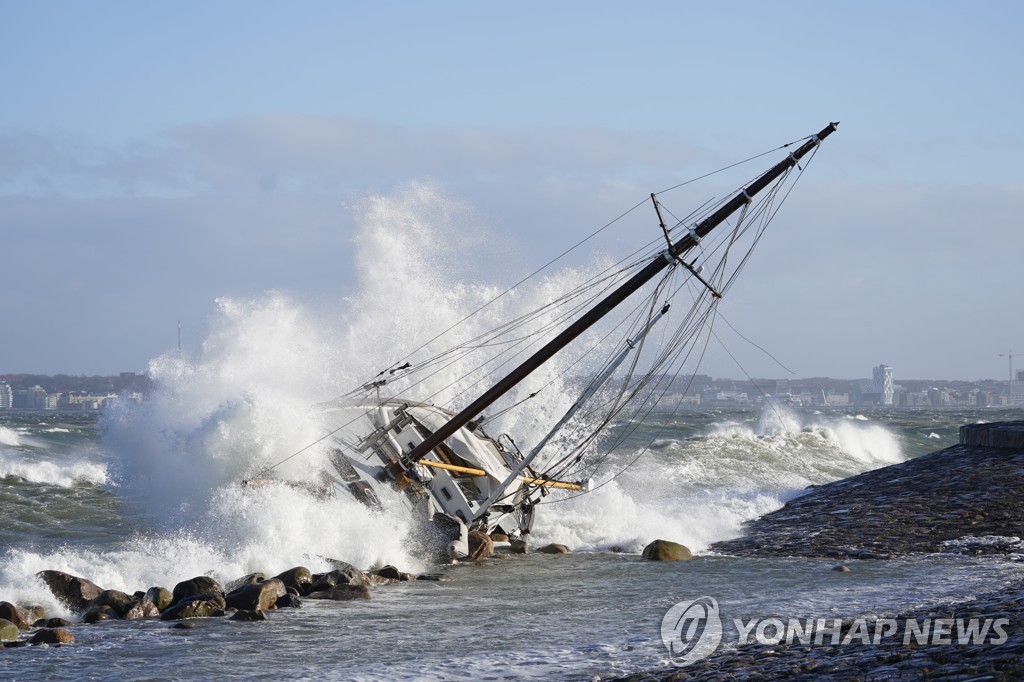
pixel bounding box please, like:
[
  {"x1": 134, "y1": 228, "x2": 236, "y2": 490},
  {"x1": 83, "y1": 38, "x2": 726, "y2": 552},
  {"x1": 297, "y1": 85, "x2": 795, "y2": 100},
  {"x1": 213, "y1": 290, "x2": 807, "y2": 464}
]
[{"x1": 619, "y1": 421, "x2": 1024, "y2": 680}]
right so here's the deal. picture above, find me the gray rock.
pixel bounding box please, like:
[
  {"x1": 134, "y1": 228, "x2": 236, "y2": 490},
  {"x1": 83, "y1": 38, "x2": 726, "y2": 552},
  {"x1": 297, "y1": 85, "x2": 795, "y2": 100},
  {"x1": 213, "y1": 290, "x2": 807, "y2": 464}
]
[
  {"x1": 224, "y1": 572, "x2": 266, "y2": 593},
  {"x1": 307, "y1": 564, "x2": 367, "y2": 593},
  {"x1": 92, "y1": 589, "x2": 135, "y2": 617},
  {"x1": 225, "y1": 578, "x2": 286, "y2": 611},
  {"x1": 171, "y1": 576, "x2": 224, "y2": 605},
  {"x1": 124, "y1": 597, "x2": 161, "y2": 619},
  {"x1": 229, "y1": 609, "x2": 267, "y2": 622},
  {"x1": 35, "y1": 570, "x2": 104, "y2": 613},
  {"x1": 159, "y1": 592, "x2": 227, "y2": 621},
  {"x1": 273, "y1": 566, "x2": 312, "y2": 589},
  {"x1": 145, "y1": 587, "x2": 174, "y2": 612},
  {"x1": 303, "y1": 585, "x2": 371, "y2": 601}
]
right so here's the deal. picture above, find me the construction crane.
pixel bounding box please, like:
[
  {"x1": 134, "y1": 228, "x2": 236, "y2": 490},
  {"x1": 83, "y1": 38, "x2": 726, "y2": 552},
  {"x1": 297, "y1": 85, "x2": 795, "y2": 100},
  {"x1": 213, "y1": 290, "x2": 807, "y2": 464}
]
[{"x1": 1000, "y1": 349, "x2": 1019, "y2": 383}]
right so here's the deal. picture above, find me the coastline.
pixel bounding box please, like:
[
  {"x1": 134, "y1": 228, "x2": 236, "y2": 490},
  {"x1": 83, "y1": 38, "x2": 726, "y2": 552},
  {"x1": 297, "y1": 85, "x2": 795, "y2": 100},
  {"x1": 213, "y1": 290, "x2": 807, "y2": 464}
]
[{"x1": 620, "y1": 421, "x2": 1024, "y2": 680}]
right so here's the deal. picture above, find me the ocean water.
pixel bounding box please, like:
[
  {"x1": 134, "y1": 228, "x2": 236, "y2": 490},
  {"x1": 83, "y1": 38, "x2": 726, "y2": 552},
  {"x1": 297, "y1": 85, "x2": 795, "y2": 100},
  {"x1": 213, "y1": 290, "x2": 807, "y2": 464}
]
[
  {"x1": 4, "y1": 406, "x2": 1024, "y2": 680},
  {"x1": 4, "y1": 189, "x2": 1023, "y2": 678}
]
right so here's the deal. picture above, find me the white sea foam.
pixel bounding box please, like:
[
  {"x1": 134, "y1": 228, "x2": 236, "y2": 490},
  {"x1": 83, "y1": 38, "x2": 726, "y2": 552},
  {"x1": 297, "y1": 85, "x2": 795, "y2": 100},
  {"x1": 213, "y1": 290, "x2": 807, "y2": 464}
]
[
  {"x1": 0, "y1": 453, "x2": 108, "y2": 487},
  {"x1": 530, "y1": 406, "x2": 905, "y2": 553},
  {"x1": 0, "y1": 426, "x2": 21, "y2": 447}
]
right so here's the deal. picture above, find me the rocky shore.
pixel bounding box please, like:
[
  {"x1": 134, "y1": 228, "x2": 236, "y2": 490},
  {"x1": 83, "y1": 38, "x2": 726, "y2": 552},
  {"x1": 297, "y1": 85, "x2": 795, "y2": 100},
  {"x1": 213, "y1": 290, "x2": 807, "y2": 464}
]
[
  {"x1": 0, "y1": 558, "x2": 435, "y2": 649},
  {"x1": 621, "y1": 420, "x2": 1024, "y2": 681}
]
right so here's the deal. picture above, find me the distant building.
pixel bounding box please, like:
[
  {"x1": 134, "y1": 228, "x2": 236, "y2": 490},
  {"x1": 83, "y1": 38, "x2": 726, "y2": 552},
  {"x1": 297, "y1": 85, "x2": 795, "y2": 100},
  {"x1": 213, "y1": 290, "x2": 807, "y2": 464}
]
[
  {"x1": 1011, "y1": 370, "x2": 1024, "y2": 406},
  {"x1": 873, "y1": 364, "x2": 894, "y2": 406},
  {"x1": 0, "y1": 382, "x2": 12, "y2": 409}
]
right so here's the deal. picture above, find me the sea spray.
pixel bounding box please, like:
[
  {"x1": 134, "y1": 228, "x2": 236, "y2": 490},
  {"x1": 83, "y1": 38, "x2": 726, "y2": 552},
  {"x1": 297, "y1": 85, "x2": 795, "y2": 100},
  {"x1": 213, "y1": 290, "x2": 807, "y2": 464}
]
[{"x1": 529, "y1": 406, "x2": 906, "y2": 552}]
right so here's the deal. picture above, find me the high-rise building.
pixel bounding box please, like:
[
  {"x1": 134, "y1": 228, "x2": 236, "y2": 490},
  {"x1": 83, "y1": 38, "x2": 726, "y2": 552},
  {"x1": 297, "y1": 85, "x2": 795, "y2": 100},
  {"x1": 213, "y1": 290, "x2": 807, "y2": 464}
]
[
  {"x1": 0, "y1": 382, "x2": 12, "y2": 409},
  {"x1": 1011, "y1": 370, "x2": 1024, "y2": 406},
  {"x1": 873, "y1": 364, "x2": 894, "y2": 406}
]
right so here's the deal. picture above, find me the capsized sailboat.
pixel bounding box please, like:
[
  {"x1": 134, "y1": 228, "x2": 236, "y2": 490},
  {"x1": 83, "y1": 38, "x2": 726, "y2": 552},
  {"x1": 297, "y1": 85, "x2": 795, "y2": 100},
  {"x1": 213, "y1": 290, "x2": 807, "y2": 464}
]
[{"x1": 253, "y1": 122, "x2": 839, "y2": 560}]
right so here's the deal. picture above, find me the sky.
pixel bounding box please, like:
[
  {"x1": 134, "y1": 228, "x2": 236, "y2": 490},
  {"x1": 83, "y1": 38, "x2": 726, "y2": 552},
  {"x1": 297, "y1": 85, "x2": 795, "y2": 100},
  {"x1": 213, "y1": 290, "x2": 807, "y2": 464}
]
[{"x1": 1, "y1": 1, "x2": 1022, "y2": 381}]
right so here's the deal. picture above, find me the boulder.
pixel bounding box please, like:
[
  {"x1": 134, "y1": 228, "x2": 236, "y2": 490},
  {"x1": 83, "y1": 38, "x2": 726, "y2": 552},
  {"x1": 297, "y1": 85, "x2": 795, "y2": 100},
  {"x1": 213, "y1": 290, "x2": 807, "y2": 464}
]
[
  {"x1": 509, "y1": 540, "x2": 528, "y2": 554},
  {"x1": 124, "y1": 597, "x2": 161, "y2": 620},
  {"x1": 171, "y1": 577, "x2": 224, "y2": 605},
  {"x1": 275, "y1": 593, "x2": 302, "y2": 609},
  {"x1": 468, "y1": 530, "x2": 493, "y2": 561},
  {"x1": 22, "y1": 604, "x2": 46, "y2": 624},
  {"x1": 374, "y1": 565, "x2": 403, "y2": 581},
  {"x1": 29, "y1": 628, "x2": 74, "y2": 645},
  {"x1": 35, "y1": 570, "x2": 103, "y2": 613},
  {"x1": 42, "y1": 617, "x2": 73, "y2": 628},
  {"x1": 145, "y1": 587, "x2": 174, "y2": 612},
  {"x1": 225, "y1": 578, "x2": 286, "y2": 611},
  {"x1": 641, "y1": 539, "x2": 692, "y2": 561},
  {"x1": 229, "y1": 609, "x2": 267, "y2": 622},
  {"x1": 0, "y1": 618, "x2": 20, "y2": 642},
  {"x1": 304, "y1": 585, "x2": 371, "y2": 601},
  {"x1": 92, "y1": 589, "x2": 135, "y2": 617},
  {"x1": 273, "y1": 566, "x2": 312, "y2": 589},
  {"x1": 224, "y1": 572, "x2": 266, "y2": 593},
  {"x1": 0, "y1": 602, "x2": 31, "y2": 630},
  {"x1": 83, "y1": 605, "x2": 119, "y2": 623},
  {"x1": 537, "y1": 543, "x2": 570, "y2": 554},
  {"x1": 307, "y1": 564, "x2": 367, "y2": 594},
  {"x1": 159, "y1": 593, "x2": 227, "y2": 621},
  {"x1": 489, "y1": 532, "x2": 510, "y2": 543}
]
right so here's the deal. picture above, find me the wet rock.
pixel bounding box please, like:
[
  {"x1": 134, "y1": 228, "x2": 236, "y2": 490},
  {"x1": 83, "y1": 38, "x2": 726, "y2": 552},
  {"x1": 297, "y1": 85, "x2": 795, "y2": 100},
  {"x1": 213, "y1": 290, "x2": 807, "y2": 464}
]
[
  {"x1": 641, "y1": 539, "x2": 692, "y2": 561},
  {"x1": 42, "y1": 617, "x2": 72, "y2": 628},
  {"x1": 146, "y1": 586, "x2": 174, "y2": 612},
  {"x1": 468, "y1": 530, "x2": 494, "y2": 561},
  {"x1": 275, "y1": 593, "x2": 301, "y2": 608},
  {"x1": 307, "y1": 564, "x2": 367, "y2": 593},
  {"x1": 490, "y1": 532, "x2": 510, "y2": 542},
  {"x1": 171, "y1": 621, "x2": 198, "y2": 629},
  {"x1": 509, "y1": 540, "x2": 528, "y2": 554},
  {"x1": 833, "y1": 565, "x2": 852, "y2": 572},
  {"x1": 229, "y1": 609, "x2": 267, "y2": 622},
  {"x1": 273, "y1": 566, "x2": 312, "y2": 589},
  {"x1": 537, "y1": 543, "x2": 570, "y2": 554},
  {"x1": 83, "y1": 605, "x2": 119, "y2": 623},
  {"x1": 92, "y1": 589, "x2": 135, "y2": 617},
  {"x1": 224, "y1": 572, "x2": 266, "y2": 592},
  {"x1": 21, "y1": 604, "x2": 45, "y2": 624},
  {"x1": 124, "y1": 597, "x2": 161, "y2": 620},
  {"x1": 29, "y1": 628, "x2": 74, "y2": 645},
  {"x1": 304, "y1": 585, "x2": 371, "y2": 601},
  {"x1": 35, "y1": 570, "x2": 104, "y2": 613},
  {"x1": 0, "y1": 618, "x2": 20, "y2": 642},
  {"x1": 171, "y1": 576, "x2": 224, "y2": 605},
  {"x1": 160, "y1": 593, "x2": 227, "y2": 621},
  {"x1": 225, "y1": 578, "x2": 286, "y2": 611},
  {"x1": 374, "y1": 565, "x2": 403, "y2": 581},
  {"x1": 0, "y1": 602, "x2": 31, "y2": 630}
]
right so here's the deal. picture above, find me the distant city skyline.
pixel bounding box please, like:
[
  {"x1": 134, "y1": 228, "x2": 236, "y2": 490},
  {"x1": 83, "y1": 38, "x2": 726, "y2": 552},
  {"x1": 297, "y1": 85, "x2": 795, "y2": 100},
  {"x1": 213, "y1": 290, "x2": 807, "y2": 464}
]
[{"x1": 2, "y1": 2, "x2": 1022, "y2": 379}]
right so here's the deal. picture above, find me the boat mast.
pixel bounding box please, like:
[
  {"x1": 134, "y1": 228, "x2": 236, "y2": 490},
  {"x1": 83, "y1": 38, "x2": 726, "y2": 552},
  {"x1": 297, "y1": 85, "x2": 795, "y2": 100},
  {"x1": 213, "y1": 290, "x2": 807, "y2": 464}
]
[{"x1": 403, "y1": 122, "x2": 839, "y2": 466}]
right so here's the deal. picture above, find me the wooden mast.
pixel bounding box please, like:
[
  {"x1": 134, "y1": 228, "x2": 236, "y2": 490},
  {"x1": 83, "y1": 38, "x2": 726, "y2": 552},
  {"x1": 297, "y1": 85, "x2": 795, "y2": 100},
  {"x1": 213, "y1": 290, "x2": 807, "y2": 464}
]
[{"x1": 403, "y1": 122, "x2": 839, "y2": 466}]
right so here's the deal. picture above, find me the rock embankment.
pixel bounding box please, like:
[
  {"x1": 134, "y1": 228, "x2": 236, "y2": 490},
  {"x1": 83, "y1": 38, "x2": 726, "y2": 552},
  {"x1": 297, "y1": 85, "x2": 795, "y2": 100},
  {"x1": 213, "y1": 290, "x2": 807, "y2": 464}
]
[
  {"x1": 621, "y1": 420, "x2": 1024, "y2": 681},
  {"x1": 711, "y1": 421, "x2": 1024, "y2": 559},
  {"x1": 2, "y1": 559, "x2": 428, "y2": 649}
]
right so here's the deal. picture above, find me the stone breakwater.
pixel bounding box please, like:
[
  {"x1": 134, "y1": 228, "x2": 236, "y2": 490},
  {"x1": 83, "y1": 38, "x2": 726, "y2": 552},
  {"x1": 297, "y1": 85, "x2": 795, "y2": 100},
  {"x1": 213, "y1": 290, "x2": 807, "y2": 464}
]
[
  {"x1": 711, "y1": 421, "x2": 1024, "y2": 560},
  {"x1": 618, "y1": 421, "x2": 1024, "y2": 681},
  {"x1": 0, "y1": 559, "x2": 435, "y2": 649}
]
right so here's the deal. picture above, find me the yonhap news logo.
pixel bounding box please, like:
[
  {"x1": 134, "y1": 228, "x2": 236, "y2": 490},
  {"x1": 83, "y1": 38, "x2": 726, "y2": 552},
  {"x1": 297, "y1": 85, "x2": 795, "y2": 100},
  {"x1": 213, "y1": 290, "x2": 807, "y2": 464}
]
[
  {"x1": 661, "y1": 597, "x2": 1010, "y2": 667},
  {"x1": 660, "y1": 597, "x2": 723, "y2": 666}
]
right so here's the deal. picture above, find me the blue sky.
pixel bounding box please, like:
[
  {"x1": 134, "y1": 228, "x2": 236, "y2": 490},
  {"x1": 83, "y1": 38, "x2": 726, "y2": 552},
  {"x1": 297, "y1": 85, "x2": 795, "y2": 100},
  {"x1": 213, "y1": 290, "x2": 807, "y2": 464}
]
[{"x1": 2, "y1": 1, "x2": 1022, "y2": 381}]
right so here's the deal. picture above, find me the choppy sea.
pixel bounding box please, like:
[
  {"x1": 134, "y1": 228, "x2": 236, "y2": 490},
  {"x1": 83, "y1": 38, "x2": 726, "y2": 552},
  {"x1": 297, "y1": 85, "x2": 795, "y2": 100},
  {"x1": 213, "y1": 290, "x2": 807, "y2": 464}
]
[{"x1": 3, "y1": 405, "x2": 1024, "y2": 680}]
